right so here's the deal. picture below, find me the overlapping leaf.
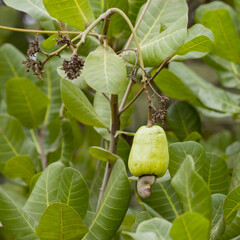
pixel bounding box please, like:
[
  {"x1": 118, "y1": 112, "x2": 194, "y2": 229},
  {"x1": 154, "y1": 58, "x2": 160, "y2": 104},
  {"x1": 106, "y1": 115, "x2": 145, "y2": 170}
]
[
  {"x1": 231, "y1": 153, "x2": 240, "y2": 190},
  {"x1": 168, "y1": 141, "x2": 206, "y2": 177},
  {"x1": 169, "y1": 62, "x2": 240, "y2": 114},
  {"x1": 43, "y1": 0, "x2": 95, "y2": 30},
  {"x1": 3, "y1": 0, "x2": 53, "y2": 21},
  {"x1": 141, "y1": 180, "x2": 182, "y2": 222},
  {"x1": 88, "y1": 146, "x2": 120, "y2": 162},
  {"x1": 82, "y1": 45, "x2": 127, "y2": 94},
  {"x1": 36, "y1": 203, "x2": 88, "y2": 240},
  {"x1": 223, "y1": 185, "x2": 240, "y2": 225},
  {"x1": 4, "y1": 155, "x2": 36, "y2": 185},
  {"x1": 57, "y1": 167, "x2": 89, "y2": 219},
  {"x1": 171, "y1": 155, "x2": 212, "y2": 220},
  {"x1": 170, "y1": 212, "x2": 210, "y2": 240},
  {"x1": 125, "y1": 0, "x2": 188, "y2": 66},
  {"x1": 61, "y1": 79, "x2": 106, "y2": 128},
  {"x1": 124, "y1": 218, "x2": 172, "y2": 240},
  {"x1": 24, "y1": 162, "x2": 65, "y2": 222},
  {"x1": 201, "y1": 9, "x2": 240, "y2": 64},
  {"x1": 0, "y1": 188, "x2": 39, "y2": 240},
  {"x1": 211, "y1": 194, "x2": 225, "y2": 240},
  {"x1": 203, "y1": 153, "x2": 229, "y2": 194},
  {"x1": 6, "y1": 77, "x2": 49, "y2": 128},
  {"x1": 173, "y1": 24, "x2": 214, "y2": 61},
  {"x1": 0, "y1": 115, "x2": 41, "y2": 172},
  {"x1": 166, "y1": 101, "x2": 201, "y2": 140},
  {"x1": 83, "y1": 160, "x2": 131, "y2": 239}
]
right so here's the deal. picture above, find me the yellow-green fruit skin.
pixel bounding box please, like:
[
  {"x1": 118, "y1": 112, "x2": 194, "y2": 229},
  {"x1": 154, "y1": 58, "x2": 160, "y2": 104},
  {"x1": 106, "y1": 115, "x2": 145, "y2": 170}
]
[{"x1": 128, "y1": 125, "x2": 169, "y2": 178}]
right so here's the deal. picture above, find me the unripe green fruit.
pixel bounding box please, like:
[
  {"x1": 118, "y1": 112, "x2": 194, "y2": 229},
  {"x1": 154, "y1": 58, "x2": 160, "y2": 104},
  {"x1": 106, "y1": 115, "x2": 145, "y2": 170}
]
[{"x1": 128, "y1": 125, "x2": 169, "y2": 178}]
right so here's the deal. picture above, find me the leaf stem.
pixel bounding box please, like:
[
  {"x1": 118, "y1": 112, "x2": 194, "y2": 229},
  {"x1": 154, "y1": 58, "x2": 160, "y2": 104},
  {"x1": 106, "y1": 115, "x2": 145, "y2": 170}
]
[{"x1": 30, "y1": 129, "x2": 41, "y2": 153}]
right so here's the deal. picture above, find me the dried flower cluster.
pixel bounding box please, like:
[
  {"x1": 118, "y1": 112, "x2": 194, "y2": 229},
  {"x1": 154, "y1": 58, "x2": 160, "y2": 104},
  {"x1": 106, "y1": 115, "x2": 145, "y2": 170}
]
[
  {"x1": 61, "y1": 54, "x2": 84, "y2": 80},
  {"x1": 151, "y1": 93, "x2": 169, "y2": 125},
  {"x1": 54, "y1": 32, "x2": 72, "y2": 46}
]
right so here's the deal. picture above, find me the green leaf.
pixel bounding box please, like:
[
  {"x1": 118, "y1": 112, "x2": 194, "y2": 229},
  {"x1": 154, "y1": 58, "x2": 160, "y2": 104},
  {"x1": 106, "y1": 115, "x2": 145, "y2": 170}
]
[
  {"x1": 57, "y1": 167, "x2": 89, "y2": 219},
  {"x1": 141, "y1": 179, "x2": 182, "y2": 221},
  {"x1": 0, "y1": 188, "x2": 39, "y2": 240},
  {"x1": 231, "y1": 153, "x2": 240, "y2": 190},
  {"x1": 169, "y1": 141, "x2": 206, "y2": 177},
  {"x1": 166, "y1": 101, "x2": 201, "y2": 140},
  {"x1": 61, "y1": 79, "x2": 106, "y2": 128},
  {"x1": 201, "y1": 9, "x2": 240, "y2": 64},
  {"x1": 131, "y1": 211, "x2": 152, "y2": 232},
  {"x1": 169, "y1": 62, "x2": 240, "y2": 114},
  {"x1": 3, "y1": 0, "x2": 53, "y2": 21},
  {"x1": 0, "y1": 114, "x2": 41, "y2": 172},
  {"x1": 124, "y1": 218, "x2": 172, "y2": 240},
  {"x1": 6, "y1": 77, "x2": 49, "y2": 128},
  {"x1": 116, "y1": 137, "x2": 131, "y2": 164},
  {"x1": 221, "y1": 210, "x2": 240, "y2": 240},
  {"x1": 82, "y1": 45, "x2": 127, "y2": 94},
  {"x1": 36, "y1": 203, "x2": 88, "y2": 240},
  {"x1": 170, "y1": 212, "x2": 210, "y2": 240},
  {"x1": 41, "y1": 59, "x2": 63, "y2": 125},
  {"x1": 89, "y1": 161, "x2": 105, "y2": 211},
  {"x1": 24, "y1": 162, "x2": 65, "y2": 222},
  {"x1": 4, "y1": 155, "x2": 36, "y2": 185},
  {"x1": 83, "y1": 160, "x2": 131, "y2": 240},
  {"x1": 173, "y1": 24, "x2": 214, "y2": 61},
  {"x1": 88, "y1": 146, "x2": 120, "y2": 162},
  {"x1": 203, "y1": 152, "x2": 229, "y2": 195},
  {"x1": 195, "y1": 1, "x2": 239, "y2": 31},
  {"x1": 0, "y1": 44, "x2": 36, "y2": 90},
  {"x1": 184, "y1": 131, "x2": 202, "y2": 142},
  {"x1": 125, "y1": 0, "x2": 188, "y2": 66},
  {"x1": 128, "y1": 0, "x2": 146, "y2": 25},
  {"x1": 60, "y1": 119, "x2": 74, "y2": 167},
  {"x1": 211, "y1": 194, "x2": 226, "y2": 240},
  {"x1": 43, "y1": 0, "x2": 95, "y2": 30},
  {"x1": 171, "y1": 155, "x2": 212, "y2": 220},
  {"x1": 224, "y1": 185, "x2": 240, "y2": 225},
  {"x1": 154, "y1": 69, "x2": 201, "y2": 106},
  {"x1": 89, "y1": 0, "x2": 104, "y2": 18}
]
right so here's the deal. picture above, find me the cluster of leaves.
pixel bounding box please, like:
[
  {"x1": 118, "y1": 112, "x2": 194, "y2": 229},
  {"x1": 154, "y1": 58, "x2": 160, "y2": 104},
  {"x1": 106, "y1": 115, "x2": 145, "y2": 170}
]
[{"x1": 0, "y1": 0, "x2": 240, "y2": 240}]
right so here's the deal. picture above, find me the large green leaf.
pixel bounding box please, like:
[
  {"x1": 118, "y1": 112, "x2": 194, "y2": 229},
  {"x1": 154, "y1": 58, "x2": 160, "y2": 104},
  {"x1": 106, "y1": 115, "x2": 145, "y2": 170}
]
[
  {"x1": 61, "y1": 79, "x2": 106, "y2": 128},
  {"x1": 169, "y1": 62, "x2": 240, "y2": 114},
  {"x1": 82, "y1": 45, "x2": 127, "y2": 94},
  {"x1": 57, "y1": 167, "x2": 89, "y2": 219},
  {"x1": 168, "y1": 141, "x2": 206, "y2": 177},
  {"x1": 173, "y1": 24, "x2": 214, "y2": 61},
  {"x1": 222, "y1": 210, "x2": 240, "y2": 240},
  {"x1": 128, "y1": 0, "x2": 146, "y2": 25},
  {"x1": 211, "y1": 194, "x2": 225, "y2": 240},
  {"x1": 230, "y1": 153, "x2": 240, "y2": 190},
  {"x1": 166, "y1": 101, "x2": 201, "y2": 140},
  {"x1": 24, "y1": 162, "x2": 65, "y2": 222},
  {"x1": 171, "y1": 155, "x2": 212, "y2": 220},
  {"x1": 83, "y1": 160, "x2": 131, "y2": 240},
  {"x1": 60, "y1": 119, "x2": 74, "y2": 167},
  {"x1": 88, "y1": 146, "x2": 120, "y2": 162},
  {"x1": 223, "y1": 185, "x2": 240, "y2": 225},
  {"x1": 203, "y1": 153, "x2": 229, "y2": 195},
  {"x1": 124, "y1": 218, "x2": 172, "y2": 240},
  {"x1": 3, "y1": 0, "x2": 53, "y2": 21},
  {"x1": 195, "y1": 1, "x2": 239, "y2": 32},
  {"x1": 6, "y1": 78, "x2": 49, "y2": 129},
  {"x1": 125, "y1": 0, "x2": 188, "y2": 66},
  {"x1": 89, "y1": 0, "x2": 104, "y2": 18},
  {"x1": 0, "y1": 114, "x2": 41, "y2": 172},
  {"x1": 43, "y1": 0, "x2": 95, "y2": 30},
  {"x1": 201, "y1": 9, "x2": 240, "y2": 64},
  {"x1": 154, "y1": 69, "x2": 201, "y2": 106},
  {"x1": 4, "y1": 155, "x2": 36, "y2": 185},
  {"x1": 170, "y1": 212, "x2": 210, "y2": 240},
  {"x1": 89, "y1": 161, "x2": 105, "y2": 211},
  {"x1": 41, "y1": 59, "x2": 63, "y2": 126},
  {"x1": 36, "y1": 203, "x2": 88, "y2": 240},
  {"x1": 0, "y1": 44, "x2": 36, "y2": 92},
  {"x1": 0, "y1": 188, "x2": 39, "y2": 240},
  {"x1": 141, "y1": 179, "x2": 182, "y2": 222}
]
